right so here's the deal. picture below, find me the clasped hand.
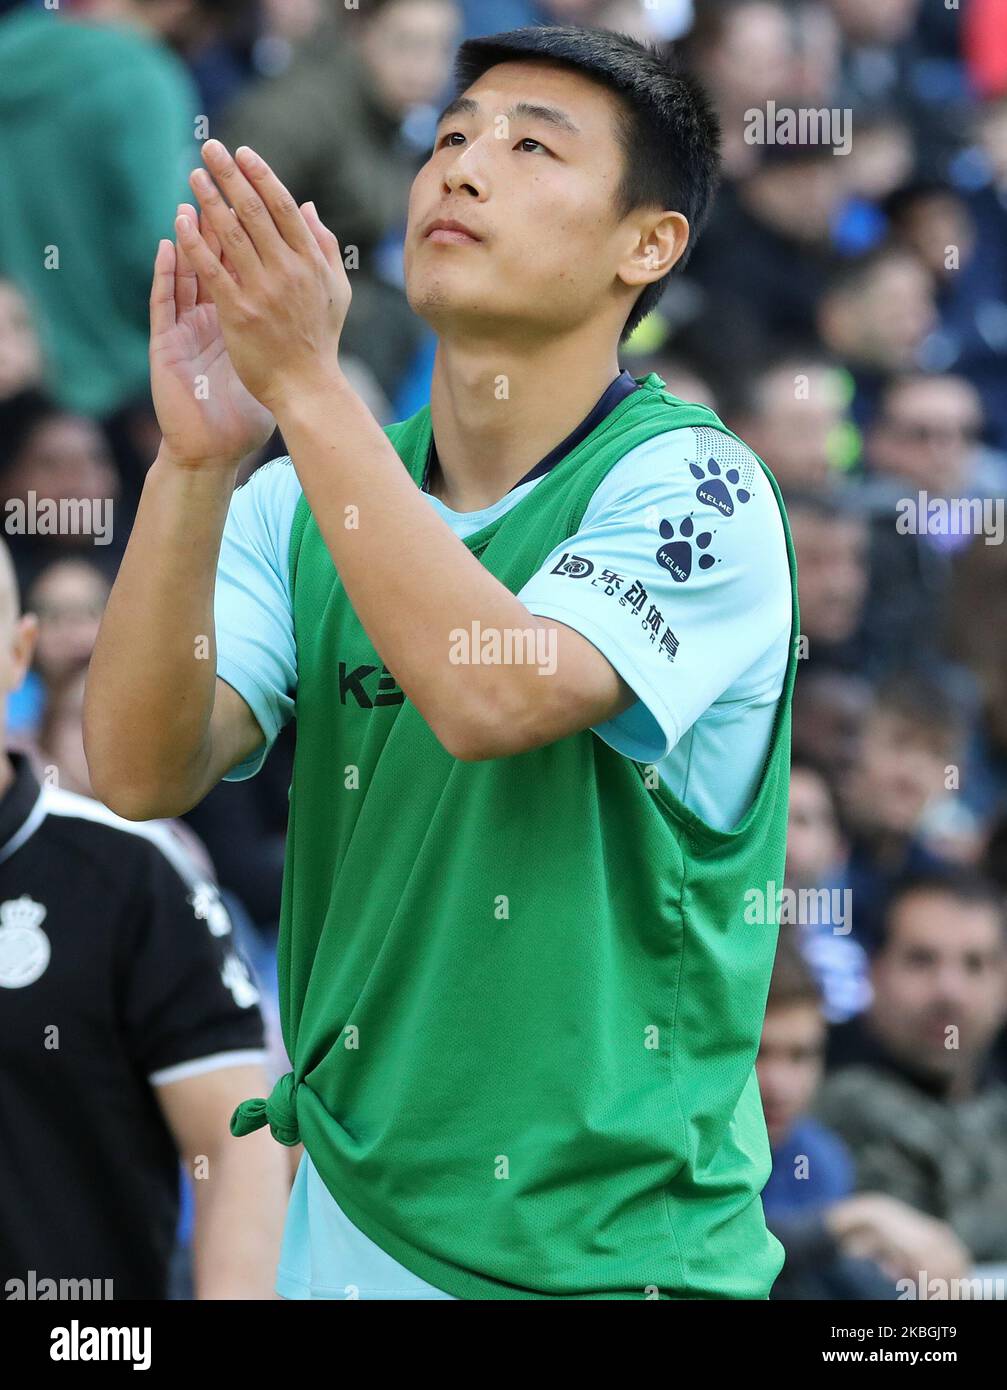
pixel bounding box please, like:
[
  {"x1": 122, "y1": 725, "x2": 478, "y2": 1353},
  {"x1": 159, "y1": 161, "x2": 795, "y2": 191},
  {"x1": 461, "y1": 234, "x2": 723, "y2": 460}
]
[{"x1": 179, "y1": 138, "x2": 350, "y2": 413}]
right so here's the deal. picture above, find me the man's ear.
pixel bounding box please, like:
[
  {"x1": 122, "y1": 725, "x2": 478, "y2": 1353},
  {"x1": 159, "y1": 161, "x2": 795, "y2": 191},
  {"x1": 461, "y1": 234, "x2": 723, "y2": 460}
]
[
  {"x1": 5, "y1": 613, "x2": 39, "y2": 693},
  {"x1": 619, "y1": 211, "x2": 690, "y2": 289}
]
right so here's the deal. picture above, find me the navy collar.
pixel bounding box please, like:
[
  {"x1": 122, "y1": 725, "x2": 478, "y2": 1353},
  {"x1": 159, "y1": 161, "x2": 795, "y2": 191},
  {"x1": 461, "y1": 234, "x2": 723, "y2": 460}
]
[{"x1": 421, "y1": 369, "x2": 640, "y2": 497}]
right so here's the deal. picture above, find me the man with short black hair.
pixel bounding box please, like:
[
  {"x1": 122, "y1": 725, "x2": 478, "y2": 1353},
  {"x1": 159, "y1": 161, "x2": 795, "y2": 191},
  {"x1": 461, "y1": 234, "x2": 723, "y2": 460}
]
[
  {"x1": 818, "y1": 870, "x2": 1007, "y2": 1262},
  {"x1": 843, "y1": 681, "x2": 967, "y2": 945},
  {"x1": 760, "y1": 930, "x2": 967, "y2": 1298},
  {"x1": 785, "y1": 487, "x2": 870, "y2": 670},
  {"x1": 87, "y1": 24, "x2": 797, "y2": 1298}
]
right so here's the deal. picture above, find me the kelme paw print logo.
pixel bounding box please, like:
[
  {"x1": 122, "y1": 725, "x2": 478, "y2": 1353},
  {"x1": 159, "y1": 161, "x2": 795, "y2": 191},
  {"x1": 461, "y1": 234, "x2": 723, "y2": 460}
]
[
  {"x1": 690, "y1": 458, "x2": 751, "y2": 517},
  {"x1": 655, "y1": 515, "x2": 718, "y2": 583}
]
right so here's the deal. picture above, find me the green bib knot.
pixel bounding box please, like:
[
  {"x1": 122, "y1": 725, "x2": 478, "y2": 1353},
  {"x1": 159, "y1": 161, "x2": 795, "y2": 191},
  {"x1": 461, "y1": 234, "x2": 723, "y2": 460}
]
[{"x1": 230, "y1": 1071, "x2": 300, "y2": 1146}]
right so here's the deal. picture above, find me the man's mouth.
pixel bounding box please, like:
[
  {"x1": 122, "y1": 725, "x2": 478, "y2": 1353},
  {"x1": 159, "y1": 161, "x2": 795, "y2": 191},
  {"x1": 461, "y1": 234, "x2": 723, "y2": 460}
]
[{"x1": 424, "y1": 218, "x2": 482, "y2": 245}]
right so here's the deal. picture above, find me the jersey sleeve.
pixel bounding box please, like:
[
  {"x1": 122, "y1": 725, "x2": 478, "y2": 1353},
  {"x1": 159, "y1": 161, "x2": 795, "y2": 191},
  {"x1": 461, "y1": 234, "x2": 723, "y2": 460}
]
[
  {"x1": 117, "y1": 831, "x2": 267, "y2": 1084},
  {"x1": 517, "y1": 425, "x2": 793, "y2": 763},
  {"x1": 214, "y1": 456, "x2": 302, "y2": 781}
]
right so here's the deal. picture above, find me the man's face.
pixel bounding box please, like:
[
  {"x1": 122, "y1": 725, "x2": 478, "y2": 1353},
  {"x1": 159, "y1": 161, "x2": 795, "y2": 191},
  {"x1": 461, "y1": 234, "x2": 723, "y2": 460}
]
[
  {"x1": 862, "y1": 259, "x2": 937, "y2": 367},
  {"x1": 28, "y1": 561, "x2": 109, "y2": 687},
  {"x1": 869, "y1": 377, "x2": 983, "y2": 495},
  {"x1": 846, "y1": 123, "x2": 914, "y2": 201},
  {"x1": 757, "y1": 1002, "x2": 827, "y2": 1148},
  {"x1": 705, "y1": 2, "x2": 793, "y2": 110},
  {"x1": 358, "y1": 0, "x2": 459, "y2": 117},
  {"x1": 747, "y1": 365, "x2": 846, "y2": 490},
  {"x1": 869, "y1": 892, "x2": 1007, "y2": 1079},
  {"x1": 900, "y1": 194, "x2": 975, "y2": 279},
  {"x1": 404, "y1": 60, "x2": 645, "y2": 342},
  {"x1": 786, "y1": 767, "x2": 843, "y2": 888},
  {"x1": 822, "y1": 255, "x2": 936, "y2": 370},
  {"x1": 7, "y1": 417, "x2": 118, "y2": 510},
  {"x1": 846, "y1": 709, "x2": 948, "y2": 837},
  {"x1": 746, "y1": 158, "x2": 841, "y2": 244},
  {"x1": 789, "y1": 509, "x2": 868, "y2": 645},
  {"x1": 792, "y1": 674, "x2": 871, "y2": 780}
]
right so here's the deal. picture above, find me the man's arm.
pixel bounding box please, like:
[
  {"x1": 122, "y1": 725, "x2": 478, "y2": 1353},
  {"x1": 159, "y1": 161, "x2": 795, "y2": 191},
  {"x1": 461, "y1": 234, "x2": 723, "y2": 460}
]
[
  {"x1": 84, "y1": 196, "x2": 280, "y2": 820},
  {"x1": 178, "y1": 140, "x2": 637, "y2": 762},
  {"x1": 85, "y1": 458, "x2": 264, "y2": 818},
  {"x1": 280, "y1": 381, "x2": 638, "y2": 760},
  {"x1": 118, "y1": 836, "x2": 288, "y2": 1298},
  {"x1": 156, "y1": 1064, "x2": 290, "y2": 1299}
]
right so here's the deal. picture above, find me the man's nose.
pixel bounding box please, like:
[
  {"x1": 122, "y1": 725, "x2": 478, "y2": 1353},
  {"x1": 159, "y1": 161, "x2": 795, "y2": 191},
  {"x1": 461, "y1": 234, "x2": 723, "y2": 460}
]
[
  {"x1": 442, "y1": 139, "x2": 489, "y2": 198},
  {"x1": 932, "y1": 966, "x2": 971, "y2": 1008}
]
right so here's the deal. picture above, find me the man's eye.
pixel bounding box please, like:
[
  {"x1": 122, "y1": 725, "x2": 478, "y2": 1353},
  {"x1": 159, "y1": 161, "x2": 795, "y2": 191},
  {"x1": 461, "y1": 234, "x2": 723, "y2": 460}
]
[
  {"x1": 438, "y1": 131, "x2": 465, "y2": 148},
  {"x1": 516, "y1": 138, "x2": 548, "y2": 154}
]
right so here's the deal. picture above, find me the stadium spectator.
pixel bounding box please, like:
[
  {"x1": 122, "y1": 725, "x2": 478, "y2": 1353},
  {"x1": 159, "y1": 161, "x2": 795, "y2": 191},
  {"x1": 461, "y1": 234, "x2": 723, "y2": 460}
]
[
  {"x1": 786, "y1": 760, "x2": 848, "y2": 891},
  {"x1": 0, "y1": 537, "x2": 289, "y2": 1299},
  {"x1": 884, "y1": 180, "x2": 976, "y2": 288},
  {"x1": 789, "y1": 1, "x2": 843, "y2": 106},
  {"x1": 816, "y1": 247, "x2": 938, "y2": 426},
  {"x1": 685, "y1": 139, "x2": 846, "y2": 362},
  {"x1": 818, "y1": 870, "x2": 1007, "y2": 1263},
  {"x1": 723, "y1": 352, "x2": 853, "y2": 493},
  {"x1": 946, "y1": 507, "x2": 1007, "y2": 821},
  {"x1": 786, "y1": 488, "x2": 870, "y2": 672},
  {"x1": 791, "y1": 667, "x2": 872, "y2": 784},
  {"x1": 0, "y1": 390, "x2": 124, "y2": 596},
  {"x1": 842, "y1": 677, "x2": 965, "y2": 948},
  {"x1": 77, "y1": 0, "x2": 260, "y2": 125},
  {"x1": 852, "y1": 373, "x2": 1000, "y2": 676},
  {"x1": 885, "y1": 181, "x2": 1007, "y2": 431},
  {"x1": 839, "y1": 107, "x2": 915, "y2": 211},
  {"x1": 18, "y1": 559, "x2": 111, "y2": 795},
  {"x1": 26, "y1": 560, "x2": 108, "y2": 702},
  {"x1": 0, "y1": 1, "x2": 198, "y2": 417},
  {"x1": 679, "y1": 0, "x2": 802, "y2": 178},
  {"x1": 864, "y1": 373, "x2": 994, "y2": 503},
  {"x1": 759, "y1": 932, "x2": 962, "y2": 1297},
  {"x1": 219, "y1": 0, "x2": 461, "y2": 398},
  {"x1": 830, "y1": 0, "x2": 961, "y2": 169},
  {"x1": 785, "y1": 755, "x2": 870, "y2": 1024},
  {"x1": 33, "y1": 666, "x2": 91, "y2": 798}
]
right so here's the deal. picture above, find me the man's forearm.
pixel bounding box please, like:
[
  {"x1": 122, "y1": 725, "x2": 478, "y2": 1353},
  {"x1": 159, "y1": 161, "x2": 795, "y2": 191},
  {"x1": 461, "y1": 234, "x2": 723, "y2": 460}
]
[
  {"x1": 83, "y1": 451, "x2": 237, "y2": 816},
  {"x1": 190, "y1": 1138, "x2": 289, "y2": 1299},
  {"x1": 164, "y1": 138, "x2": 623, "y2": 761},
  {"x1": 275, "y1": 374, "x2": 557, "y2": 756}
]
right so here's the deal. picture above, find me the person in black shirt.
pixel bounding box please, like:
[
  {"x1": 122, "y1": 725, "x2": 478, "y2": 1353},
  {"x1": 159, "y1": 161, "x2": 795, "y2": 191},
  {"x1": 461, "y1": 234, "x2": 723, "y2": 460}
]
[{"x1": 0, "y1": 541, "x2": 289, "y2": 1299}]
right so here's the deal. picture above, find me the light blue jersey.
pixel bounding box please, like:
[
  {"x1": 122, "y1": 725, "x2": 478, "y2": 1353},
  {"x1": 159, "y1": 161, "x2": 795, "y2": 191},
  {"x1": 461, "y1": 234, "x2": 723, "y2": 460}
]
[{"x1": 213, "y1": 422, "x2": 791, "y2": 1300}]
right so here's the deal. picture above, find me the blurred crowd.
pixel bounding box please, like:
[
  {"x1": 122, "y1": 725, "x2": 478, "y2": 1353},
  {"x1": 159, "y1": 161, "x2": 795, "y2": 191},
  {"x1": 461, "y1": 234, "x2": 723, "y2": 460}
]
[{"x1": 1, "y1": 0, "x2": 1006, "y2": 1298}]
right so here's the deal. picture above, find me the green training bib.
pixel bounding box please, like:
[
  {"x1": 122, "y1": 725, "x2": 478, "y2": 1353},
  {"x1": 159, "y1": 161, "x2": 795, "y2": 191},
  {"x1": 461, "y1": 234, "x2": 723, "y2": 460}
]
[{"x1": 232, "y1": 372, "x2": 799, "y2": 1299}]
